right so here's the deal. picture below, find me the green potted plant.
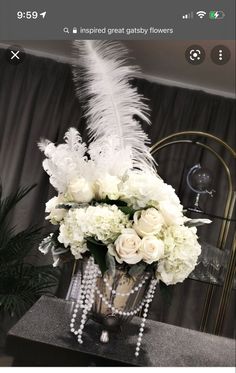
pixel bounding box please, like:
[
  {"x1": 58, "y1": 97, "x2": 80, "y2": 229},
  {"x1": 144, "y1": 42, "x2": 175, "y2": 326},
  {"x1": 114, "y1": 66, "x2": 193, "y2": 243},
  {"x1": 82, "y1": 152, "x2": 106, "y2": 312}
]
[{"x1": 0, "y1": 184, "x2": 59, "y2": 349}]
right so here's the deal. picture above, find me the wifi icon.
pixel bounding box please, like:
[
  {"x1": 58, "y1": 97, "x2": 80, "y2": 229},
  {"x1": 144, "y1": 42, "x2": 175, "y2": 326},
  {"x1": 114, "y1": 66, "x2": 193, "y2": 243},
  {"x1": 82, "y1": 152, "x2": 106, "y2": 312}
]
[{"x1": 196, "y1": 11, "x2": 207, "y2": 18}]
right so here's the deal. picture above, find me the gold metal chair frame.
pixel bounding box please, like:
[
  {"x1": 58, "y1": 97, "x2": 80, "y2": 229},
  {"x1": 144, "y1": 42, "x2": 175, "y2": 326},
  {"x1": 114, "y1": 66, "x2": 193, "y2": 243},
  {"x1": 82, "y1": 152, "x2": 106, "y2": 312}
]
[{"x1": 151, "y1": 131, "x2": 236, "y2": 335}]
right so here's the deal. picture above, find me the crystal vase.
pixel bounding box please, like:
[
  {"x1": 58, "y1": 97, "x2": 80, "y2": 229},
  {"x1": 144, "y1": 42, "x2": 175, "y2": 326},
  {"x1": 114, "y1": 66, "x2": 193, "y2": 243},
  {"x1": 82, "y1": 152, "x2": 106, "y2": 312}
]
[
  {"x1": 91, "y1": 265, "x2": 152, "y2": 339},
  {"x1": 67, "y1": 260, "x2": 152, "y2": 343}
]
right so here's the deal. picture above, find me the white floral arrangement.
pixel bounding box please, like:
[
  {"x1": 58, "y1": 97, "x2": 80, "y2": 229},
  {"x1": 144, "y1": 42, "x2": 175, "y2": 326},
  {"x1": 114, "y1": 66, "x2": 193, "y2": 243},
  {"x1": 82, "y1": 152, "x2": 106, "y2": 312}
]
[{"x1": 38, "y1": 40, "x2": 210, "y2": 286}]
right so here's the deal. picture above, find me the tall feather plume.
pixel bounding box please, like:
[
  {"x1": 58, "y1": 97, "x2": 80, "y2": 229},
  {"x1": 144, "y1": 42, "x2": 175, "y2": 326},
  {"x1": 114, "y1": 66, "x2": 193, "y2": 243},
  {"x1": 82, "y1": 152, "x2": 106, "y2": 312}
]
[{"x1": 72, "y1": 40, "x2": 156, "y2": 175}]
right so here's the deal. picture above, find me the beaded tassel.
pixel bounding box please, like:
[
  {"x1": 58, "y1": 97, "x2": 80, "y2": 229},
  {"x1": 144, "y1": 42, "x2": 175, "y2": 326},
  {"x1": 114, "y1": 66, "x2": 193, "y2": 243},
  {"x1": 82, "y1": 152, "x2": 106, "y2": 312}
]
[
  {"x1": 134, "y1": 279, "x2": 157, "y2": 357},
  {"x1": 70, "y1": 257, "x2": 97, "y2": 343}
]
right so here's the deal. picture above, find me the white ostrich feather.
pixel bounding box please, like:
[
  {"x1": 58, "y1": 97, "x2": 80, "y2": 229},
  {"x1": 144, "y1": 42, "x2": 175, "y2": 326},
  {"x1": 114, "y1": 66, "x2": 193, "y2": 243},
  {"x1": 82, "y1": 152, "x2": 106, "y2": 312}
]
[
  {"x1": 72, "y1": 40, "x2": 156, "y2": 175},
  {"x1": 38, "y1": 41, "x2": 157, "y2": 192}
]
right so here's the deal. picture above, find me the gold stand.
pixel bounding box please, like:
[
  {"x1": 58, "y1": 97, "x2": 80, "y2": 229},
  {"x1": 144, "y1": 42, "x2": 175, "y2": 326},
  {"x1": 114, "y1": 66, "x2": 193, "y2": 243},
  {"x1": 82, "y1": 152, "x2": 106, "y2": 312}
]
[{"x1": 151, "y1": 131, "x2": 236, "y2": 335}]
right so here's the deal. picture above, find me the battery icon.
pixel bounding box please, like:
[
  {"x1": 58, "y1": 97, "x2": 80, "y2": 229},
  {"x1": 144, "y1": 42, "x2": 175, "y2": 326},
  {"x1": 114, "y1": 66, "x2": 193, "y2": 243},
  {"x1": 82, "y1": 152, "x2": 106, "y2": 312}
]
[{"x1": 209, "y1": 11, "x2": 225, "y2": 19}]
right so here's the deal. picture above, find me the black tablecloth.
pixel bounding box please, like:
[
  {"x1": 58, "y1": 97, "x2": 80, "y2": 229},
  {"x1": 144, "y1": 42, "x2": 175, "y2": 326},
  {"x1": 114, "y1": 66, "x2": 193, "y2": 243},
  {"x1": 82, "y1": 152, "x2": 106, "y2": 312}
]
[{"x1": 6, "y1": 296, "x2": 235, "y2": 366}]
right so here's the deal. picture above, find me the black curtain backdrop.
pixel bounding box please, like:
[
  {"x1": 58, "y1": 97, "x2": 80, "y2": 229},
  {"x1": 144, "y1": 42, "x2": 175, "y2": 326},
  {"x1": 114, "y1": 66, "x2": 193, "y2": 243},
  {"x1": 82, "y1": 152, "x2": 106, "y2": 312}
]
[
  {"x1": 0, "y1": 49, "x2": 235, "y2": 337},
  {"x1": 0, "y1": 50, "x2": 83, "y2": 232}
]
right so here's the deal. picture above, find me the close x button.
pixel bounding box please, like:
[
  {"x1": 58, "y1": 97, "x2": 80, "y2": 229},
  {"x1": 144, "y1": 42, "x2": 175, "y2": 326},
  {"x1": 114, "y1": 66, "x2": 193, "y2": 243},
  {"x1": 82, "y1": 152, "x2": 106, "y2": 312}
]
[{"x1": 5, "y1": 45, "x2": 26, "y2": 65}]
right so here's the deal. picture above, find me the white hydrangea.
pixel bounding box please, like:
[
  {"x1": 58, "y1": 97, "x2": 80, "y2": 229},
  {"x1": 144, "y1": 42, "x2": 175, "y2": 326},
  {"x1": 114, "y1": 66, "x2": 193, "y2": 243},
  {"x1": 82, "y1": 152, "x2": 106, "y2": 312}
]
[
  {"x1": 83, "y1": 204, "x2": 130, "y2": 244},
  {"x1": 70, "y1": 242, "x2": 88, "y2": 260},
  {"x1": 58, "y1": 204, "x2": 130, "y2": 255},
  {"x1": 58, "y1": 209, "x2": 87, "y2": 259},
  {"x1": 120, "y1": 171, "x2": 182, "y2": 212},
  {"x1": 156, "y1": 225, "x2": 201, "y2": 285}
]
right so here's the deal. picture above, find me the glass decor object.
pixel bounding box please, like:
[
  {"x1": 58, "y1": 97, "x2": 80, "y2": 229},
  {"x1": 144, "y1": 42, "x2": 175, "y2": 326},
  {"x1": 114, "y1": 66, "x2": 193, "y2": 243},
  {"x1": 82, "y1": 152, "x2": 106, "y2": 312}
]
[{"x1": 186, "y1": 163, "x2": 215, "y2": 212}]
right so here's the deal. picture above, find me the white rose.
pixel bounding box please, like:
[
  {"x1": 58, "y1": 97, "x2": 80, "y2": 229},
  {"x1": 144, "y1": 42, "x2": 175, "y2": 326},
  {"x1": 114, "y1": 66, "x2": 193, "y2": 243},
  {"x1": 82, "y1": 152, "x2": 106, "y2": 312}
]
[
  {"x1": 159, "y1": 200, "x2": 184, "y2": 226},
  {"x1": 82, "y1": 204, "x2": 130, "y2": 244},
  {"x1": 133, "y1": 208, "x2": 164, "y2": 237},
  {"x1": 95, "y1": 174, "x2": 121, "y2": 200},
  {"x1": 45, "y1": 196, "x2": 66, "y2": 224},
  {"x1": 67, "y1": 177, "x2": 95, "y2": 203},
  {"x1": 140, "y1": 236, "x2": 164, "y2": 264},
  {"x1": 108, "y1": 228, "x2": 142, "y2": 264}
]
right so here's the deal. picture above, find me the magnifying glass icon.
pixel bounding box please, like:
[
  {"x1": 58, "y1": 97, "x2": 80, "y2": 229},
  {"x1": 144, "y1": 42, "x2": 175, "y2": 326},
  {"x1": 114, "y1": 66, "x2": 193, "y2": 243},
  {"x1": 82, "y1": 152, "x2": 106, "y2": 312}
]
[{"x1": 63, "y1": 27, "x2": 69, "y2": 34}]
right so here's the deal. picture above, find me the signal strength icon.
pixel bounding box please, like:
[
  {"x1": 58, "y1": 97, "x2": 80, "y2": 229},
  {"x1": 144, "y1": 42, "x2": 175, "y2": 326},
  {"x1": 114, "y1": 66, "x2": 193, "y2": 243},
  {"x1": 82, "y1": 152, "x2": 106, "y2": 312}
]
[
  {"x1": 196, "y1": 11, "x2": 207, "y2": 19},
  {"x1": 182, "y1": 12, "x2": 194, "y2": 19}
]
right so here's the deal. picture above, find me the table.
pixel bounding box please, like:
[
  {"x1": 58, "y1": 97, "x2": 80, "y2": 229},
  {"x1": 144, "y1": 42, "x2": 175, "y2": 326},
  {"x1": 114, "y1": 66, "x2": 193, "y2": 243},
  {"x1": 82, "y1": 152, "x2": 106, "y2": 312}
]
[{"x1": 6, "y1": 296, "x2": 235, "y2": 366}]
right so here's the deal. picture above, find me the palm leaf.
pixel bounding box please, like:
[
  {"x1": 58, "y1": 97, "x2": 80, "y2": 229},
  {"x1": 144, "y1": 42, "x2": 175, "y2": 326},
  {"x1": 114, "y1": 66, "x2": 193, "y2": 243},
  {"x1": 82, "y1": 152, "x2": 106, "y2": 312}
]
[
  {"x1": 0, "y1": 222, "x2": 15, "y2": 249},
  {"x1": 0, "y1": 184, "x2": 59, "y2": 317},
  {"x1": 0, "y1": 263, "x2": 60, "y2": 316},
  {"x1": 0, "y1": 226, "x2": 43, "y2": 264},
  {"x1": 0, "y1": 184, "x2": 36, "y2": 226}
]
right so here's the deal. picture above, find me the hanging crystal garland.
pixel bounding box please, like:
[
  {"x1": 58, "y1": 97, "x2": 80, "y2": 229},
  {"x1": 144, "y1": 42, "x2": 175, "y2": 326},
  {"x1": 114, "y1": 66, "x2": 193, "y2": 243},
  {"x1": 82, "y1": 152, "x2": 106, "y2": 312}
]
[
  {"x1": 70, "y1": 257, "x2": 157, "y2": 357},
  {"x1": 134, "y1": 278, "x2": 157, "y2": 357}
]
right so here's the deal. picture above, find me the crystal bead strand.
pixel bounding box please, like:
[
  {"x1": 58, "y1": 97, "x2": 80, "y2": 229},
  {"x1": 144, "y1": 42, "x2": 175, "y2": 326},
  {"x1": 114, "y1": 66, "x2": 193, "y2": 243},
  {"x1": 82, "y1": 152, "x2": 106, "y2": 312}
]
[
  {"x1": 102, "y1": 275, "x2": 149, "y2": 296},
  {"x1": 134, "y1": 278, "x2": 158, "y2": 357},
  {"x1": 77, "y1": 259, "x2": 98, "y2": 344},
  {"x1": 70, "y1": 258, "x2": 96, "y2": 341},
  {"x1": 78, "y1": 257, "x2": 93, "y2": 308},
  {"x1": 70, "y1": 258, "x2": 92, "y2": 335},
  {"x1": 94, "y1": 286, "x2": 149, "y2": 316}
]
